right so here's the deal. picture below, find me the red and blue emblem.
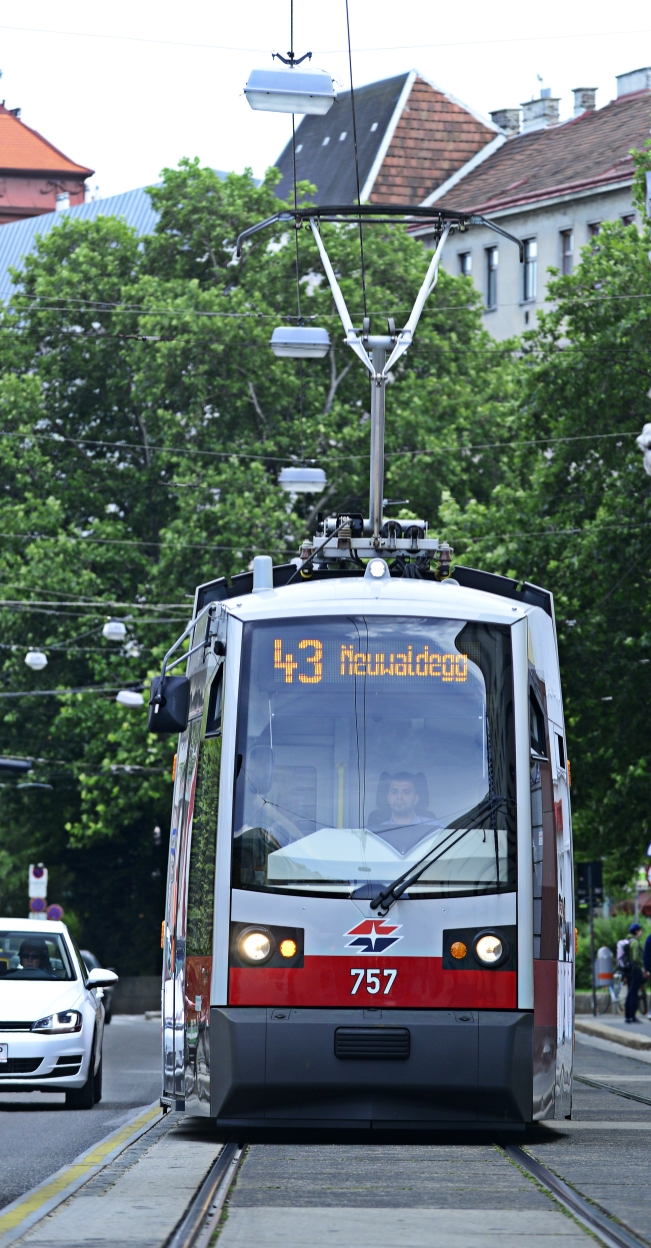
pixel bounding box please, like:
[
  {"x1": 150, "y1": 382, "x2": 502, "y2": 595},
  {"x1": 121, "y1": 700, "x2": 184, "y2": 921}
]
[{"x1": 345, "y1": 919, "x2": 402, "y2": 954}]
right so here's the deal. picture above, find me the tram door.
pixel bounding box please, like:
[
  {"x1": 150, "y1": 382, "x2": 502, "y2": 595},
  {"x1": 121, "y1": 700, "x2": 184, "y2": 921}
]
[{"x1": 162, "y1": 722, "x2": 198, "y2": 1103}]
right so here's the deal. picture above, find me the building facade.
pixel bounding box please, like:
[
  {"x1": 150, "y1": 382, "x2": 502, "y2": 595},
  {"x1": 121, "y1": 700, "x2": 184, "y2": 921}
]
[
  {"x1": 415, "y1": 68, "x2": 651, "y2": 340},
  {"x1": 0, "y1": 101, "x2": 93, "y2": 225}
]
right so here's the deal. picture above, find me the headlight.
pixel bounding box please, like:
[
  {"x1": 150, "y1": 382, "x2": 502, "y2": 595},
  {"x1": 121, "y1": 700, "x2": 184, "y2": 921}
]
[
  {"x1": 279, "y1": 938, "x2": 297, "y2": 959},
  {"x1": 238, "y1": 928, "x2": 274, "y2": 965},
  {"x1": 473, "y1": 933, "x2": 505, "y2": 966},
  {"x1": 31, "y1": 1010, "x2": 82, "y2": 1034}
]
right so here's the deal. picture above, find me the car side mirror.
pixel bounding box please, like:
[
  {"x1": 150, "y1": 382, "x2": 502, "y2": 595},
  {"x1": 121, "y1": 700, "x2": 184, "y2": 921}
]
[
  {"x1": 147, "y1": 675, "x2": 190, "y2": 734},
  {"x1": 86, "y1": 967, "x2": 119, "y2": 989}
]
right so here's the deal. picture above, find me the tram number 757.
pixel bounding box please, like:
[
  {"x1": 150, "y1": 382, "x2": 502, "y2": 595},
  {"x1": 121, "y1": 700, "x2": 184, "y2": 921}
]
[{"x1": 350, "y1": 968, "x2": 397, "y2": 995}]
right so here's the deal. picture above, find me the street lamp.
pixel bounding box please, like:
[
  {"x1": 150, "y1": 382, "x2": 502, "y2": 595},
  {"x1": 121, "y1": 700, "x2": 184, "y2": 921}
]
[
  {"x1": 102, "y1": 620, "x2": 127, "y2": 642},
  {"x1": 244, "y1": 62, "x2": 335, "y2": 115},
  {"x1": 279, "y1": 467, "x2": 327, "y2": 493},
  {"x1": 270, "y1": 327, "x2": 330, "y2": 358},
  {"x1": 116, "y1": 690, "x2": 144, "y2": 707},
  {"x1": 25, "y1": 650, "x2": 47, "y2": 671}
]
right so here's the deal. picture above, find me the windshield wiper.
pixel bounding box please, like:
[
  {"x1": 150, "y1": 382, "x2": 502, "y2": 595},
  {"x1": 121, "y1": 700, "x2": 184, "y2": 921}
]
[{"x1": 369, "y1": 794, "x2": 508, "y2": 917}]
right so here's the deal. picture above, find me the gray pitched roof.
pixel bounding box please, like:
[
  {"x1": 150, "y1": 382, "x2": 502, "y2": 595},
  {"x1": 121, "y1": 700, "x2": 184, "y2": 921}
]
[{"x1": 274, "y1": 73, "x2": 411, "y2": 204}]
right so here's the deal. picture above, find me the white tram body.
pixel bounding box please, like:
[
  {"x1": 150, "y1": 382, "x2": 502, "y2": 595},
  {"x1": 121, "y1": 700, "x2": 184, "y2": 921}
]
[{"x1": 160, "y1": 563, "x2": 573, "y2": 1132}]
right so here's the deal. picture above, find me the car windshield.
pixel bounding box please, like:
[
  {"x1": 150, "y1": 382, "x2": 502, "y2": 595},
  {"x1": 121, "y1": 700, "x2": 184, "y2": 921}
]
[
  {"x1": 232, "y1": 615, "x2": 516, "y2": 899},
  {"x1": 0, "y1": 931, "x2": 76, "y2": 980}
]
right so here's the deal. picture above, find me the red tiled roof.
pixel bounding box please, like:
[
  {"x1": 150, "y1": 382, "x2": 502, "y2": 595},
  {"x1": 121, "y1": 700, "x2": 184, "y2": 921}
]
[
  {"x1": 370, "y1": 77, "x2": 496, "y2": 204},
  {"x1": 433, "y1": 91, "x2": 651, "y2": 214},
  {"x1": 0, "y1": 104, "x2": 93, "y2": 177}
]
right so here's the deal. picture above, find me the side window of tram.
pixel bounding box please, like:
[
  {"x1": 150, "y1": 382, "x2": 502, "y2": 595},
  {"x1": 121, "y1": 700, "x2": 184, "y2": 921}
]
[
  {"x1": 205, "y1": 666, "x2": 224, "y2": 738},
  {"x1": 529, "y1": 690, "x2": 546, "y2": 757},
  {"x1": 186, "y1": 735, "x2": 221, "y2": 957}
]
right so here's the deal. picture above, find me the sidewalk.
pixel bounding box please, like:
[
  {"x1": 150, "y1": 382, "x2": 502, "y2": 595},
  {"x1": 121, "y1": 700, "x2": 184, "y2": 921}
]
[{"x1": 575, "y1": 1012, "x2": 651, "y2": 1050}]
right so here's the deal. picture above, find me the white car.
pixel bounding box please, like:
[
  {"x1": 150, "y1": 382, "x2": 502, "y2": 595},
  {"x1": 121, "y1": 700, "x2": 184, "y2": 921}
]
[{"x1": 0, "y1": 919, "x2": 118, "y2": 1108}]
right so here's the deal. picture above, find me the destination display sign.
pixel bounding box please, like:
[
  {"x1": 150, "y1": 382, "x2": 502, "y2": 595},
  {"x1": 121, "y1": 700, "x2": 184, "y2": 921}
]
[{"x1": 273, "y1": 638, "x2": 469, "y2": 686}]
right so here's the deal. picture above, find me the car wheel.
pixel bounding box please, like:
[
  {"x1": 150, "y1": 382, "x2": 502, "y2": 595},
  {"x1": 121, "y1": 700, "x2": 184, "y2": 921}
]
[
  {"x1": 65, "y1": 1041, "x2": 96, "y2": 1110},
  {"x1": 93, "y1": 1053, "x2": 103, "y2": 1104},
  {"x1": 104, "y1": 1007, "x2": 112, "y2": 1025}
]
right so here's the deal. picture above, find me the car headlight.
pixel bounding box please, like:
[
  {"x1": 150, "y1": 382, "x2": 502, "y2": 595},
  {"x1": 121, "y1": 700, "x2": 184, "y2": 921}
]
[
  {"x1": 238, "y1": 928, "x2": 274, "y2": 965},
  {"x1": 31, "y1": 1010, "x2": 82, "y2": 1034},
  {"x1": 473, "y1": 932, "x2": 507, "y2": 967}
]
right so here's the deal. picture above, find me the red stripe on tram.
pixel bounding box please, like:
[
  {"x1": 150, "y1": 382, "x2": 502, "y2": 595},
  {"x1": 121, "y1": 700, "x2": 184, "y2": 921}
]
[{"x1": 228, "y1": 957, "x2": 517, "y2": 1009}]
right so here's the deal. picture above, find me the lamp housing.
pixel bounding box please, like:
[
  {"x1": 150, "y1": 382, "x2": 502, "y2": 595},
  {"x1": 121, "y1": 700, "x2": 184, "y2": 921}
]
[
  {"x1": 279, "y1": 466, "x2": 327, "y2": 494},
  {"x1": 270, "y1": 326, "x2": 330, "y2": 358},
  {"x1": 244, "y1": 65, "x2": 335, "y2": 115}
]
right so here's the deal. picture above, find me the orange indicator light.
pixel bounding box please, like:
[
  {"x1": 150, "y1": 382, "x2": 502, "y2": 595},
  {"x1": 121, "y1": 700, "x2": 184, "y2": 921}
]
[
  {"x1": 451, "y1": 941, "x2": 467, "y2": 960},
  {"x1": 279, "y1": 939, "x2": 298, "y2": 959}
]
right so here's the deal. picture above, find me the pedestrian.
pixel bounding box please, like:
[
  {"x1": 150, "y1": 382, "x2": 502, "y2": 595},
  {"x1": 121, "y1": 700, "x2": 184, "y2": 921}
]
[
  {"x1": 644, "y1": 928, "x2": 651, "y2": 1020},
  {"x1": 623, "y1": 923, "x2": 646, "y2": 1024}
]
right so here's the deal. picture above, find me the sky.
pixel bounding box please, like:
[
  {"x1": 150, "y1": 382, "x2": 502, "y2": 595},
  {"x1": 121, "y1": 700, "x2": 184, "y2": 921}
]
[{"x1": 1, "y1": 1, "x2": 651, "y2": 198}]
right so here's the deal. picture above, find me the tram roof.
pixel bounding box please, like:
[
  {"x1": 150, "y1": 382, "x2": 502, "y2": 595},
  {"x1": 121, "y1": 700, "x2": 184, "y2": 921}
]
[{"x1": 215, "y1": 571, "x2": 545, "y2": 626}]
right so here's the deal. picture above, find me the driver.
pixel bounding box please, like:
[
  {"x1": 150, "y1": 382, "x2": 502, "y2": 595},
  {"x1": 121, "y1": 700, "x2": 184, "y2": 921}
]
[
  {"x1": 18, "y1": 938, "x2": 53, "y2": 975},
  {"x1": 376, "y1": 772, "x2": 440, "y2": 854}
]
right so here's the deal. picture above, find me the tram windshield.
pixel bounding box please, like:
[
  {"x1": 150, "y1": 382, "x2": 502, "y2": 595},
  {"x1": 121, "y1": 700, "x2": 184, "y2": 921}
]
[{"x1": 232, "y1": 616, "x2": 516, "y2": 898}]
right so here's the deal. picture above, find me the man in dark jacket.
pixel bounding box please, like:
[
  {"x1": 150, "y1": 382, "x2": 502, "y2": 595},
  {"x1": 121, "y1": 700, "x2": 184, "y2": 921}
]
[{"x1": 625, "y1": 923, "x2": 645, "y2": 1023}]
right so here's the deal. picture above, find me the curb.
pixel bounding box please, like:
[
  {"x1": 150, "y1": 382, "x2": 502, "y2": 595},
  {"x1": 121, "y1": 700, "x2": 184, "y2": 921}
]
[
  {"x1": 0, "y1": 1101, "x2": 163, "y2": 1248},
  {"x1": 575, "y1": 1018, "x2": 651, "y2": 1050}
]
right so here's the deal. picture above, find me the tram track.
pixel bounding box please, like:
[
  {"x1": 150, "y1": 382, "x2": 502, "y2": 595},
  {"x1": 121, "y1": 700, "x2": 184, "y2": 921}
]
[
  {"x1": 165, "y1": 1141, "x2": 244, "y2": 1248},
  {"x1": 505, "y1": 1145, "x2": 649, "y2": 1248},
  {"x1": 574, "y1": 1074, "x2": 651, "y2": 1108}
]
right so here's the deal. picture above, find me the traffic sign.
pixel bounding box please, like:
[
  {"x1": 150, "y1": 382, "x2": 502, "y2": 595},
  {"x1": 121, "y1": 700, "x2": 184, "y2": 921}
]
[
  {"x1": 29, "y1": 897, "x2": 46, "y2": 913},
  {"x1": 46, "y1": 904, "x2": 64, "y2": 921},
  {"x1": 28, "y1": 864, "x2": 48, "y2": 899}
]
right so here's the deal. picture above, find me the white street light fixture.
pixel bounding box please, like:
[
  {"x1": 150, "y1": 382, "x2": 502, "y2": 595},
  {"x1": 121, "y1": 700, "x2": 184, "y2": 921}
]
[
  {"x1": 25, "y1": 650, "x2": 48, "y2": 671},
  {"x1": 103, "y1": 620, "x2": 127, "y2": 642},
  {"x1": 270, "y1": 327, "x2": 330, "y2": 358},
  {"x1": 279, "y1": 467, "x2": 327, "y2": 494},
  {"x1": 116, "y1": 690, "x2": 144, "y2": 708},
  {"x1": 244, "y1": 63, "x2": 335, "y2": 115}
]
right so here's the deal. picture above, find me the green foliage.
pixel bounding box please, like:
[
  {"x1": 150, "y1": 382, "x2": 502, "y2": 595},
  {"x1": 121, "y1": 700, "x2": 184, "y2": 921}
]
[{"x1": 440, "y1": 218, "x2": 651, "y2": 885}]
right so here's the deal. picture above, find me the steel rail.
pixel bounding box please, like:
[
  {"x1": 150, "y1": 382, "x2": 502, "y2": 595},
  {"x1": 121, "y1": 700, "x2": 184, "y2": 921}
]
[
  {"x1": 504, "y1": 1145, "x2": 649, "y2": 1248},
  {"x1": 574, "y1": 1074, "x2": 651, "y2": 1107},
  {"x1": 165, "y1": 1141, "x2": 244, "y2": 1248}
]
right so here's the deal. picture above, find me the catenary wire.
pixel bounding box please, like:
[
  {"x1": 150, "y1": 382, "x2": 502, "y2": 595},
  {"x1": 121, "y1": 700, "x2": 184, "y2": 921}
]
[{"x1": 1, "y1": 20, "x2": 650, "y2": 54}]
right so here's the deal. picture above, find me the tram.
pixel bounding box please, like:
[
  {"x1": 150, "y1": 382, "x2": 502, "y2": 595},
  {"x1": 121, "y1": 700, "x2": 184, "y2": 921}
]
[{"x1": 151, "y1": 204, "x2": 574, "y2": 1133}]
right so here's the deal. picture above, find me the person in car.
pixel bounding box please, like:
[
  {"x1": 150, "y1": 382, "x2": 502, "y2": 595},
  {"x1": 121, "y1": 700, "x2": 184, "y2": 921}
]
[{"x1": 16, "y1": 938, "x2": 55, "y2": 977}]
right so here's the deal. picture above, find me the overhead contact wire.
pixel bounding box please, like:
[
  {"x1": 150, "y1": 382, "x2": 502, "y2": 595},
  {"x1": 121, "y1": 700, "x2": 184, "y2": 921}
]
[{"x1": 345, "y1": 0, "x2": 368, "y2": 319}]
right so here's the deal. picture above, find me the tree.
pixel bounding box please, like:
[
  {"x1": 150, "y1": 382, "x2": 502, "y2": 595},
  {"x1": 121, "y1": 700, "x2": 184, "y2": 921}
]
[{"x1": 439, "y1": 204, "x2": 651, "y2": 887}]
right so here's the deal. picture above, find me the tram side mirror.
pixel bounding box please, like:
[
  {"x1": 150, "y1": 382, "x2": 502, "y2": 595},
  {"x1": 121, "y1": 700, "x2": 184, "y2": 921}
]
[
  {"x1": 147, "y1": 674, "x2": 190, "y2": 734},
  {"x1": 247, "y1": 745, "x2": 275, "y2": 794}
]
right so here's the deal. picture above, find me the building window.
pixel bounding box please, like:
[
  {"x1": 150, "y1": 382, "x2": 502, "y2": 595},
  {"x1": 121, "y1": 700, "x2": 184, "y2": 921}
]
[
  {"x1": 486, "y1": 247, "x2": 498, "y2": 309},
  {"x1": 459, "y1": 252, "x2": 472, "y2": 277},
  {"x1": 560, "y1": 230, "x2": 573, "y2": 276},
  {"x1": 622, "y1": 213, "x2": 635, "y2": 227},
  {"x1": 588, "y1": 222, "x2": 601, "y2": 237},
  {"x1": 523, "y1": 238, "x2": 537, "y2": 301}
]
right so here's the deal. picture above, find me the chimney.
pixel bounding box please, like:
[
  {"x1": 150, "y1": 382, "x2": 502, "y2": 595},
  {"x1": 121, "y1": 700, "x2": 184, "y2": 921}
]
[
  {"x1": 572, "y1": 87, "x2": 597, "y2": 116},
  {"x1": 490, "y1": 108, "x2": 520, "y2": 135},
  {"x1": 520, "y1": 89, "x2": 560, "y2": 133},
  {"x1": 616, "y1": 67, "x2": 651, "y2": 98}
]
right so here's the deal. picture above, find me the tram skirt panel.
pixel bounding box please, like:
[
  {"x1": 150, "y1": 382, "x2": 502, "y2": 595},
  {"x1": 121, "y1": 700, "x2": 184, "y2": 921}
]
[{"x1": 209, "y1": 1007, "x2": 533, "y2": 1127}]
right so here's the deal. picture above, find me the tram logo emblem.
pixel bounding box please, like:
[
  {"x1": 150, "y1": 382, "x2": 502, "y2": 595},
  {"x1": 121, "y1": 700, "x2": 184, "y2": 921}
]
[{"x1": 345, "y1": 919, "x2": 402, "y2": 954}]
